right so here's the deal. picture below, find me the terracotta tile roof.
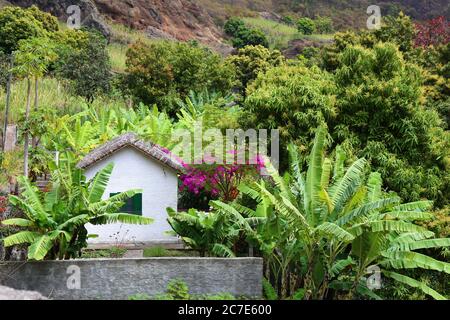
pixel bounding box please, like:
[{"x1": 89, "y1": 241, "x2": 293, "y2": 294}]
[{"x1": 76, "y1": 133, "x2": 184, "y2": 172}]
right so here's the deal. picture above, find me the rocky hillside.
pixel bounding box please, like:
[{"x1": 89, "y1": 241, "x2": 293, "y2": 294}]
[
  {"x1": 6, "y1": 0, "x2": 224, "y2": 45},
  {"x1": 3, "y1": 0, "x2": 449, "y2": 52},
  {"x1": 200, "y1": 0, "x2": 450, "y2": 29},
  {"x1": 93, "y1": 0, "x2": 223, "y2": 44}
]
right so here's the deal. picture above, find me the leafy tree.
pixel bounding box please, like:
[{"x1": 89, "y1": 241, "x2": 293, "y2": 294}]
[
  {"x1": 13, "y1": 36, "x2": 57, "y2": 178},
  {"x1": 0, "y1": 6, "x2": 58, "y2": 54},
  {"x1": 26, "y1": 5, "x2": 59, "y2": 33},
  {"x1": 321, "y1": 13, "x2": 417, "y2": 71},
  {"x1": 374, "y1": 12, "x2": 416, "y2": 54},
  {"x1": 2, "y1": 161, "x2": 152, "y2": 260},
  {"x1": 415, "y1": 16, "x2": 450, "y2": 48},
  {"x1": 0, "y1": 50, "x2": 8, "y2": 89},
  {"x1": 224, "y1": 17, "x2": 246, "y2": 37},
  {"x1": 314, "y1": 16, "x2": 334, "y2": 34},
  {"x1": 332, "y1": 43, "x2": 450, "y2": 206},
  {"x1": 224, "y1": 17, "x2": 269, "y2": 49},
  {"x1": 320, "y1": 31, "x2": 369, "y2": 72},
  {"x1": 418, "y1": 42, "x2": 450, "y2": 127},
  {"x1": 297, "y1": 17, "x2": 315, "y2": 35},
  {"x1": 51, "y1": 29, "x2": 90, "y2": 51},
  {"x1": 121, "y1": 40, "x2": 235, "y2": 117},
  {"x1": 242, "y1": 63, "x2": 336, "y2": 168},
  {"x1": 226, "y1": 45, "x2": 286, "y2": 96},
  {"x1": 55, "y1": 31, "x2": 111, "y2": 103},
  {"x1": 232, "y1": 28, "x2": 269, "y2": 49}
]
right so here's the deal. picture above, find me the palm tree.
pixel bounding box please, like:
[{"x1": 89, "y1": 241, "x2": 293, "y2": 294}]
[{"x1": 2, "y1": 162, "x2": 153, "y2": 260}]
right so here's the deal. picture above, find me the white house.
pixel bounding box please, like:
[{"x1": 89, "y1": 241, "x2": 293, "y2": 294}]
[{"x1": 76, "y1": 133, "x2": 183, "y2": 246}]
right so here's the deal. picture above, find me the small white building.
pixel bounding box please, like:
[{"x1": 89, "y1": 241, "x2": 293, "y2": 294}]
[{"x1": 77, "y1": 133, "x2": 183, "y2": 246}]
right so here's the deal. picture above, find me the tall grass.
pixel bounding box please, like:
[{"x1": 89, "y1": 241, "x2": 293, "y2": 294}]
[
  {"x1": 108, "y1": 43, "x2": 128, "y2": 73},
  {"x1": 107, "y1": 22, "x2": 166, "y2": 73},
  {"x1": 243, "y1": 17, "x2": 334, "y2": 49},
  {"x1": 243, "y1": 17, "x2": 300, "y2": 49},
  {"x1": 109, "y1": 22, "x2": 150, "y2": 45},
  {"x1": 0, "y1": 77, "x2": 128, "y2": 125},
  {"x1": 0, "y1": 78, "x2": 81, "y2": 124}
]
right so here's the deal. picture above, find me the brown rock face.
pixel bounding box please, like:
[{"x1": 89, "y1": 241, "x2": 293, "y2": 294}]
[
  {"x1": 7, "y1": 0, "x2": 225, "y2": 45},
  {"x1": 93, "y1": 0, "x2": 224, "y2": 44}
]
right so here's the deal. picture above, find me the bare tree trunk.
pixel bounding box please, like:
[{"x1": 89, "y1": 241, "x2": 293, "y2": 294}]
[
  {"x1": 23, "y1": 77, "x2": 32, "y2": 178},
  {"x1": 32, "y1": 77, "x2": 39, "y2": 148},
  {"x1": 2, "y1": 54, "x2": 14, "y2": 151}
]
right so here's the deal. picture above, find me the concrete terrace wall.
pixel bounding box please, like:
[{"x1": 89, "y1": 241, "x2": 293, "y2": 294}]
[{"x1": 0, "y1": 258, "x2": 263, "y2": 300}]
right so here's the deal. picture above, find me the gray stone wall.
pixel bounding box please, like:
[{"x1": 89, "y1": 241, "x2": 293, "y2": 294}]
[{"x1": 0, "y1": 258, "x2": 263, "y2": 300}]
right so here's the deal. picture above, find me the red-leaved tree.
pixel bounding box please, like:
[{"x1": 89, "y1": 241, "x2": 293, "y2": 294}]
[{"x1": 415, "y1": 16, "x2": 450, "y2": 47}]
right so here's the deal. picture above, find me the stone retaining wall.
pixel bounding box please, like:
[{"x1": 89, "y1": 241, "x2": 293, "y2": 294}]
[{"x1": 0, "y1": 258, "x2": 263, "y2": 300}]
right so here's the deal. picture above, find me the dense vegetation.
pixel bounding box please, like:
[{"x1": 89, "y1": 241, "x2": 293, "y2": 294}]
[
  {"x1": 200, "y1": 0, "x2": 450, "y2": 30},
  {"x1": 0, "y1": 5, "x2": 449, "y2": 300}
]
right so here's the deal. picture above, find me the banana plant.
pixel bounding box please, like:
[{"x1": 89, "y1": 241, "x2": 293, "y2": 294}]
[
  {"x1": 1, "y1": 162, "x2": 153, "y2": 260},
  {"x1": 219, "y1": 126, "x2": 450, "y2": 299},
  {"x1": 166, "y1": 205, "x2": 256, "y2": 258}
]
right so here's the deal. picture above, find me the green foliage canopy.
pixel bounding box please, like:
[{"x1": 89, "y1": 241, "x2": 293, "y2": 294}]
[
  {"x1": 55, "y1": 31, "x2": 112, "y2": 103},
  {"x1": 121, "y1": 40, "x2": 236, "y2": 117},
  {"x1": 297, "y1": 17, "x2": 316, "y2": 35},
  {"x1": 0, "y1": 5, "x2": 58, "y2": 54},
  {"x1": 332, "y1": 43, "x2": 450, "y2": 205},
  {"x1": 226, "y1": 45, "x2": 286, "y2": 96},
  {"x1": 224, "y1": 17, "x2": 269, "y2": 49}
]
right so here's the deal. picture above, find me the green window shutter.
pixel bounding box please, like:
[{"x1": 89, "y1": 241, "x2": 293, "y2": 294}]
[
  {"x1": 133, "y1": 193, "x2": 142, "y2": 215},
  {"x1": 110, "y1": 193, "x2": 142, "y2": 216}
]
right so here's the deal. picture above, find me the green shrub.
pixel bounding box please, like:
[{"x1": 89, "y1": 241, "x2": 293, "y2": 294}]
[
  {"x1": 226, "y1": 45, "x2": 285, "y2": 95},
  {"x1": 167, "y1": 279, "x2": 191, "y2": 300},
  {"x1": 243, "y1": 64, "x2": 336, "y2": 169},
  {"x1": 314, "y1": 16, "x2": 334, "y2": 34},
  {"x1": 0, "y1": 5, "x2": 58, "y2": 54},
  {"x1": 224, "y1": 17, "x2": 246, "y2": 37},
  {"x1": 224, "y1": 17, "x2": 269, "y2": 49},
  {"x1": 297, "y1": 17, "x2": 315, "y2": 35},
  {"x1": 232, "y1": 28, "x2": 269, "y2": 49}
]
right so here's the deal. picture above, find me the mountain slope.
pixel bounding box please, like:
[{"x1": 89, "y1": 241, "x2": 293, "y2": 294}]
[
  {"x1": 7, "y1": 0, "x2": 225, "y2": 45},
  {"x1": 199, "y1": 0, "x2": 450, "y2": 29},
  {"x1": 92, "y1": 0, "x2": 223, "y2": 44}
]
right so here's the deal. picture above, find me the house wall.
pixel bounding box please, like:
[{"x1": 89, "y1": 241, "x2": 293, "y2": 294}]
[{"x1": 83, "y1": 146, "x2": 178, "y2": 244}]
